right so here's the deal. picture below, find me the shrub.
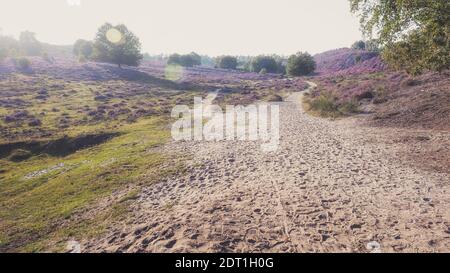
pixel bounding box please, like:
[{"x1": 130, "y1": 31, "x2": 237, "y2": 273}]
[
  {"x1": 338, "y1": 100, "x2": 359, "y2": 114},
  {"x1": 15, "y1": 57, "x2": 31, "y2": 70},
  {"x1": 304, "y1": 93, "x2": 359, "y2": 117},
  {"x1": 309, "y1": 94, "x2": 339, "y2": 114},
  {"x1": 42, "y1": 52, "x2": 53, "y2": 63},
  {"x1": 373, "y1": 86, "x2": 388, "y2": 104},
  {"x1": 78, "y1": 55, "x2": 87, "y2": 63},
  {"x1": 28, "y1": 119, "x2": 42, "y2": 127},
  {"x1": 266, "y1": 94, "x2": 283, "y2": 102},
  {"x1": 216, "y1": 56, "x2": 238, "y2": 70},
  {"x1": 401, "y1": 78, "x2": 421, "y2": 87},
  {"x1": 286, "y1": 52, "x2": 316, "y2": 76}
]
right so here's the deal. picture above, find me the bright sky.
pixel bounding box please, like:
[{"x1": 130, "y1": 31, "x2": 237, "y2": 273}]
[{"x1": 0, "y1": 0, "x2": 363, "y2": 56}]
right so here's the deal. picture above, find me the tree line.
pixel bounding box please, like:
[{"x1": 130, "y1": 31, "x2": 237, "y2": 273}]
[
  {"x1": 0, "y1": 31, "x2": 43, "y2": 60},
  {"x1": 2, "y1": 0, "x2": 448, "y2": 77}
]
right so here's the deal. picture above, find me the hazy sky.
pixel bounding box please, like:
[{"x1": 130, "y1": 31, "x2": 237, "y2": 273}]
[{"x1": 0, "y1": 0, "x2": 363, "y2": 56}]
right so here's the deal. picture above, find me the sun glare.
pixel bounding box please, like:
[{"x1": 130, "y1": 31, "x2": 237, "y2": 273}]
[
  {"x1": 165, "y1": 64, "x2": 184, "y2": 81},
  {"x1": 106, "y1": 28, "x2": 122, "y2": 44}
]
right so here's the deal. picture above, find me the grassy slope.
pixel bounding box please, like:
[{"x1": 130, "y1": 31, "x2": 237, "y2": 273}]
[
  {"x1": 0, "y1": 117, "x2": 176, "y2": 252},
  {"x1": 0, "y1": 71, "x2": 189, "y2": 251}
]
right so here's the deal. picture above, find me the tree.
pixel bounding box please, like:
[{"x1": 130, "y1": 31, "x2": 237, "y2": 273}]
[
  {"x1": 167, "y1": 53, "x2": 181, "y2": 65},
  {"x1": 167, "y1": 52, "x2": 201, "y2": 67},
  {"x1": 200, "y1": 55, "x2": 215, "y2": 67},
  {"x1": 19, "y1": 31, "x2": 42, "y2": 56},
  {"x1": 382, "y1": 29, "x2": 449, "y2": 74},
  {"x1": 179, "y1": 54, "x2": 196, "y2": 67},
  {"x1": 365, "y1": 39, "x2": 380, "y2": 52},
  {"x1": 0, "y1": 35, "x2": 20, "y2": 60},
  {"x1": 351, "y1": 40, "x2": 366, "y2": 50},
  {"x1": 350, "y1": 0, "x2": 450, "y2": 74},
  {"x1": 250, "y1": 56, "x2": 278, "y2": 73},
  {"x1": 189, "y1": 52, "x2": 202, "y2": 66},
  {"x1": 286, "y1": 52, "x2": 316, "y2": 76},
  {"x1": 272, "y1": 55, "x2": 287, "y2": 75},
  {"x1": 92, "y1": 23, "x2": 143, "y2": 67},
  {"x1": 73, "y1": 39, "x2": 93, "y2": 59},
  {"x1": 216, "y1": 55, "x2": 238, "y2": 70}
]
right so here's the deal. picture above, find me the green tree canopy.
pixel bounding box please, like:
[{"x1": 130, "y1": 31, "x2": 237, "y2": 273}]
[
  {"x1": 351, "y1": 40, "x2": 366, "y2": 50},
  {"x1": 250, "y1": 56, "x2": 278, "y2": 74},
  {"x1": 167, "y1": 53, "x2": 181, "y2": 65},
  {"x1": 92, "y1": 23, "x2": 143, "y2": 67},
  {"x1": 73, "y1": 39, "x2": 94, "y2": 59},
  {"x1": 167, "y1": 52, "x2": 202, "y2": 67},
  {"x1": 0, "y1": 35, "x2": 20, "y2": 60},
  {"x1": 216, "y1": 55, "x2": 238, "y2": 70},
  {"x1": 351, "y1": 39, "x2": 380, "y2": 52},
  {"x1": 350, "y1": 0, "x2": 450, "y2": 74},
  {"x1": 19, "y1": 31, "x2": 42, "y2": 56},
  {"x1": 189, "y1": 52, "x2": 202, "y2": 66},
  {"x1": 286, "y1": 52, "x2": 316, "y2": 76}
]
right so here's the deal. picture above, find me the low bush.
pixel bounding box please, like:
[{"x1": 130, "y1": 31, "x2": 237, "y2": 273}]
[
  {"x1": 28, "y1": 119, "x2": 42, "y2": 127},
  {"x1": 266, "y1": 94, "x2": 283, "y2": 102},
  {"x1": 15, "y1": 57, "x2": 31, "y2": 70},
  {"x1": 304, "y1": 93, "x2": 359, "y2": 117}
]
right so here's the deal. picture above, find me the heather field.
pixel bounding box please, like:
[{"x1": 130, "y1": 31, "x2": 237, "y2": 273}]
[
  {"x1": 1, "y1": 52, "x2": 448, "y2": 253},
  {"x1": 0, "y1": 57, "x2": 308, "y2": 251},
  {"x1": 1, "y1": 0, "x2": 449, "y2": 256}
]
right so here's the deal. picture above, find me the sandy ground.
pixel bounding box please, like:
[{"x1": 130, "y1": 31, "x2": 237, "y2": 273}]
[{"x1": 83, "y1": 83, "x2": 450, "y2": 253}]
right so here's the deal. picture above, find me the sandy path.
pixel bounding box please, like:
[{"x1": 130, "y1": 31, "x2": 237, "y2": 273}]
[{"x1": 84, "y1": 83, "x2": 450, "y2": 253}]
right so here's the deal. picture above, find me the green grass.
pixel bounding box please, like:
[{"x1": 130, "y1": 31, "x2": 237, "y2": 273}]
[{"x1": 0, "y1": 116, "x2": 175, "y2": 252}]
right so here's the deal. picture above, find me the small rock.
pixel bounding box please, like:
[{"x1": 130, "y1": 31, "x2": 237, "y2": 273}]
[
  {"x1": 366, "y1": 241, "x2": 381, "y2": 253},
  {"x1": 165, "y1": 240, "x2": 177, "y2": 248},
  {"x1": 350, "y1": 223, "x2": 362, "y2": 230},
  {"x1": 66, "y1": 240, "x2": 81, "y2": 253}
]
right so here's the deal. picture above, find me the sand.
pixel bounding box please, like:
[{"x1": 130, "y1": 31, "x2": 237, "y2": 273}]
[{"x1": 83, "y1": 83, "x2": 450, "y2": 253}]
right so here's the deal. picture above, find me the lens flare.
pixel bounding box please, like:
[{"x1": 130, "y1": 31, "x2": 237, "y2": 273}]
[
  {"x1": 106, "y1": 28, "x2": 123, "y2": 44},
  {"x1": 165, "y1": 64, "x2": 184, "y2": 81}
]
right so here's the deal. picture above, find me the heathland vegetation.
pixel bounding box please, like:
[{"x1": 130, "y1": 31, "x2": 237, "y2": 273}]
[{"x1": 0, "y1": 0, "x2": 448, "y2": 252}]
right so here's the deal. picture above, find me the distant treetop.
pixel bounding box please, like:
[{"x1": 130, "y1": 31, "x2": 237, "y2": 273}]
[
  {"x1": 92, "y1": 23, "x2": 143, "y2": 68},
  {"x1": 167, "y1": 52, "x2": 201, "y2": 67}
]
